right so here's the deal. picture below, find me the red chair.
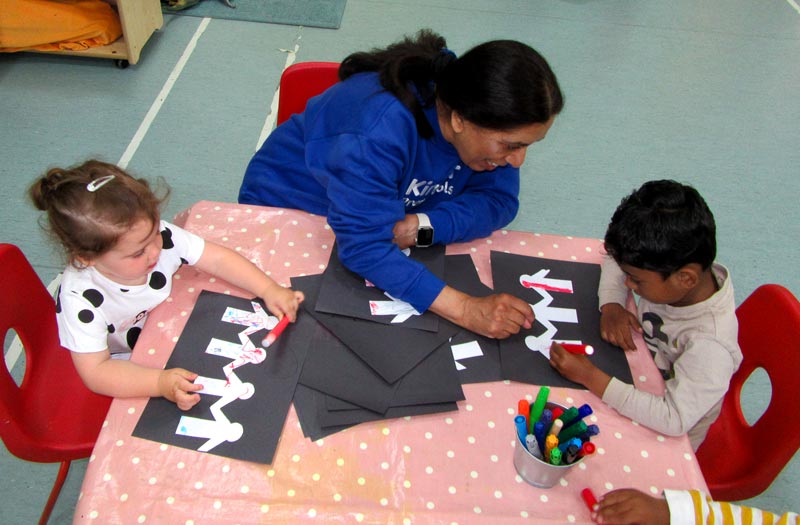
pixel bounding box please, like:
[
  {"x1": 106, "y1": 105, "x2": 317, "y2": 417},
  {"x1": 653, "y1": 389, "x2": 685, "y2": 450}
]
[
  {"x1": 276, "y1": 61, "x2": 340, "y2": 125},
  {"x1": 0, "y1": 244, "x2": 111, "y2": 525},
  {"x1": 695, "y1": 284, "x2": 800, "y2": 501}
]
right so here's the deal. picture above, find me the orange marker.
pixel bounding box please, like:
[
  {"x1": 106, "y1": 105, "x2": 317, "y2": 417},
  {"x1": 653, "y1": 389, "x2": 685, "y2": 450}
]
[
  {"x1": 560, "y1": 343, "x2": 594, "y2": 355},
  {"x1": 261, "y1": 315, "x2": 290, "y2": 347}
]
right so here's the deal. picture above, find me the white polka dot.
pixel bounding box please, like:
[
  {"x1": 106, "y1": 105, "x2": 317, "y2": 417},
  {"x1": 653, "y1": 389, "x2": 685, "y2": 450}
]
[
  {"x1": 120, "y1": 494, "x2": 128, "y2": 502},
  {"x1": 115, "y1": 440, "x2": 124, "y2": 447},
  {"x1": 380, "y1": 498, "x2": 389, "y2": 506},
  {"x1": 641, "y1": 450, "x2": 649, "y2": 458},
  {"x1": 337, "y1": 458, "x2": 345, "y2": 466},
  {"x1": 292, "y1": 454, "x2": 301, "y2": 462},
  {"x1": 403, "y1": 480, "x2": 412, "y2": 488},
  {"x1": 403, "y1": 445, "x2": 412, "y2": 453},
  {"x1": 312, "y1": 473, "x2": 321, "y2": 481},
  {"x1": 473, "y1": 507, "x2": 482, "y2": 514},
  {"x1": 490, "y1": 455, "x2": 499, "y2": 463},
  {"x1": 521, "y1": 511, "x2": 529, "y2": 518},
  {"x1": 425, "y1": 432, "x2": 433, "y2": 439},
  {"x1": 89, "y1": 511, "x2": 99, "y2": 519},
  {"x1": 684, "y1": 453, "x2": 693, "y2": 461},
  {"x1": 540, "y1": 494, "x2": 549, "y2": 502},
  {"x1": 103, "y1": 473, "x2": 112, "y2": 482},
  {"x1": 484, "y1": 390, "x2": 492, "y2": 398},
  {"x1": 467, "y1": 436, "x2": 476, "y2": 444},
  {"x1": 359, "y1": 442, "x2": 368, "y2": 450},
  {"x1": 426, "y1": 502, "x2": 435, "y2": 510},
  {"x1": 494, "y1": 490, "x2": 503, "y2": 499},
  {"x1": 382, "y1": 427, "x2": 390, "y2": 436},
  {"x1": 177, "y1": 462, "x2": 185, "y2": 469},
  {"x1": 241, "y1": 486, "x2": 250, "y2": 494},
  {"x1": 132, "y1": 457, "x2": 140, "y2": 465},
  {"x1": 308, "y1": 509, "x2": 317, "y2": 518},
  {"x1": 448, "y1": 486, "x2": 456, "y2": 494},
  {"x1": 650, "y1": 486, "x2": 660, "y2": 494},
  {"x1": 357, "y1": 477, "x2": 366, "y2": 485},
  {"x1": 623, "y1": 465, "x2": 631, "y2": 473},
  {"x1": 614, "y1": 432, "x2": 623, "y2": 439},
  {"x1": 213, "y1": 501, "x2": 222, "y2": 509},
  {"x1": 487, "y1": 421, "x2": 496, "y2": 429},
  {"x1": 194, "y1": 481, "x2": 203, "y2": 489},
  {"x1": 605, "y1": 482, "x2": 614, "y2": 490},
  {"x1": 287, "y1": 489, "x2": 296, "y2": 497},
  {"x1": 445, "y1": 417, "x2": 454, "y2": 424},
  {"x1": 333, "y1": 494, "x2": 342, "y2": 502},
  {"x1": 425, "y1": 466, "x2": 433, "y2": 474},
  {"x1": 470, "y1": 471, "x2": 478, "y2": 479},
  {"x1": 148, "y1": 477, "x2": 157, "y2": 485},
  {"x1": 639, "y1": 375, "x2": 648, "y2": 382},
  {"x1": 261, "y1": 504, "x2": 270, "y2": 513},
  {"x1": 381, "y1": 462, "x2": 390, "y2": 470},
  {"x1": 667, "y1": 468, "x2": 675, "y2": 477},
  {"x1": 657, "y1": 436, "x2": 666, "y2": 442}
]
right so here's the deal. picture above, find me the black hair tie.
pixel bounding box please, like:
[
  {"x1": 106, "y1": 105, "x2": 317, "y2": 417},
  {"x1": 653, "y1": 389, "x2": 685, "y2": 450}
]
[{"x1": 432, "y1": 48, "x2": 457, "y2": 76}]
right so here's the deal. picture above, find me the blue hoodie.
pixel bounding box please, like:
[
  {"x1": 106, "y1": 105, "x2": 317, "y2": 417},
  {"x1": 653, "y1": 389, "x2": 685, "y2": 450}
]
[{"x1": 239, "y1": 72, "x2": 520, "y2": 311}]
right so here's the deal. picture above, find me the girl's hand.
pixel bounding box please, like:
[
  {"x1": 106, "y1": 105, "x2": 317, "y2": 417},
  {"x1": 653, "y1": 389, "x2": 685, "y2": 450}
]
[
  {"x1": 599, "y1": 303, "x2": 641, "y2": 351},
  {"x1": 158, "y1": 368, "x2": 203, "y2": 410},
  {"x1": 264, "y1": 286, "x2": 305, "y2": 322},
  {"x1": 592, "y1": 488, "x2": 670, "y2": 525}
]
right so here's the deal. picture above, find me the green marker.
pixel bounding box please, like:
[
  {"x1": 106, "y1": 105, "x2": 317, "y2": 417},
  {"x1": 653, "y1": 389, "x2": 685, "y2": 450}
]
[
  {"x1": 550, "y1": 447, "x2": 563, "y2": 465},
  {"x1": 529, "y1": 386, "x2": 550, "y2": 433},
  {"x1": 557, "y1": 420, "x2": 588, "y2": 443}
]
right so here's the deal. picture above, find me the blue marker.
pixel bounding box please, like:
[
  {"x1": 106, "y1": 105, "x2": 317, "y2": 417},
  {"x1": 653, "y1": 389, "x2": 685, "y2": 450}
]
[
  {"x1": 564, "y1": 403, "x2": 593, "y2": 428},
  {"x1": 533, "y1": 421, "x2": 546, "y2": 455},
  {"x1": 577, "y1": 424, "x2": 600, "y2": 442},
  {"x1": 558, "y1": 437, "x2": 583, "y2": 453},
  {"x1": 539, "y1": 408, "x2": 553, "y2": 433},
  {"x1": 525, "y1": 433, "x2": 543, "y2": 459},
  {"x1": 515, "y1": 415, "x2": 527, "y2": 444}
]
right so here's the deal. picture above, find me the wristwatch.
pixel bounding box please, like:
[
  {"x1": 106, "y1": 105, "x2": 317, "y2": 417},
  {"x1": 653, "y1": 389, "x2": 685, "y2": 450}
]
[{"x1": 415, "y1": 213, "x2": 434, "y2": 248}]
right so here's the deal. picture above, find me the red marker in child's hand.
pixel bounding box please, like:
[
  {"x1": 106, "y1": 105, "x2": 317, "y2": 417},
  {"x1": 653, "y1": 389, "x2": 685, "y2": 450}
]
[
  {"x1": 560, "y1": 343, "x2": 594, "y2": 355},
  {"x1": 261, "y1": 315, "x2": 290, "y2": 348}
]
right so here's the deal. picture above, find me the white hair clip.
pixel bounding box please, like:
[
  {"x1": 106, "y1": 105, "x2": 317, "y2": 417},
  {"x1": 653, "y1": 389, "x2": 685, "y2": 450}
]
[{"x1": 86, "y1": 175, "x2": 115, "y2": 192}]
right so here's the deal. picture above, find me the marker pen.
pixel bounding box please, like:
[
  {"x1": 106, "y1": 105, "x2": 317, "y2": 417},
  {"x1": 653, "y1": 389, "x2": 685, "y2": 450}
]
[
  {"x1": 549, "y1": 447, "x2": 563, "y2": 465},
  {"x1": 563, "y1": 403, "x2": 593, "y2": 428},
  {"x1": 515, "y1": 415, "x2": 527, "y2": 444},
  {"x1": 261, "y1": 315, "x2": 290, "y2": 347},
  {"x1": 539, "y1": 408, "x2": 553, "y2": 434},
  {"x1": 563, "y1": 443, "x2": 581, "y2": 464},
  {"x1": 525, "y1": 434, "x2": 543, "y2": 459},
  {"x1": 578, "y1": 441, "x2": 596, "y2": 458},
  {"x1": 529, "y1": 386, "x2": 550, "y2": 432},
  {"x1": 544, "y1": 434, "x2": 559, "y2": 462},
  {"x1": 518, "y1": 399, "x2": 530, "y2": 419},
  {"x1": 577, "y1": 424, "x2": 600, "y2": 442},
  {"x1": 547, "y1": 418, "x2": 563, "y2": 439},
  {"x1": 550, "y1": 406, "x2": 564, "y2": 420},
  {"x1": 533, "y1": 421, "x2": 546, "y2": 455},
  {"x1": 561, "y1": 343, "x2": 595, "y2": 355},
  {"x1": 557, "y1": 420, "x2": 588, "y2": 442},
  {"x1": 558, "y1": 436, "x2": 582, "y2": 453},
  {"x1": 581, "y1": 488, "x2": 598, "y2": 513},
  {"x1": 557, "y1": 406, "x2": 580, "y2": 426}
]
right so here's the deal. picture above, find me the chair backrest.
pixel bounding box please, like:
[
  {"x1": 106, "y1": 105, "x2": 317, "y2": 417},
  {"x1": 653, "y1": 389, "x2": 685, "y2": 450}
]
[
  {"x1": 0, "y1": 244, "x2": 111, "y2": 463},
  {"x1": 695, "y1": 284, "x2": 800, "y2": 501},
  {"x1": 276, "y1": 62, "x2": 340, "y2": 126}
]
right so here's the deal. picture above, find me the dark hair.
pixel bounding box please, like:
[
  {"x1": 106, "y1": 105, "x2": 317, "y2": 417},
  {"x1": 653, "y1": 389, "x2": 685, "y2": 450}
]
[
  {"x1": 339, "y1": 29, "x2": 563, "y2": 138},
  {"x1": 29, "y1": 159, "x2": 168, "y2": 267},
  {"x1": 604, "y1": 180, "x2": 717, "y2": 278}
]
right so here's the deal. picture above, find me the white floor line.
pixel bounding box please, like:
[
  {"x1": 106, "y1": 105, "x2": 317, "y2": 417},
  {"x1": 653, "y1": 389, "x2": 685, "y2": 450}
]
[
  {"x1": 4, "y1": 274, "x2": 63, "y2": 373},
  {"x1": 254, "y1": 34, "x2": 302, "y2": 152},
  {"x1": 118, "y1": 17, "x2": 212, "y2": 169},
  {"x1": 787, "y1": 0, "x2": 800, "y2": 14}
]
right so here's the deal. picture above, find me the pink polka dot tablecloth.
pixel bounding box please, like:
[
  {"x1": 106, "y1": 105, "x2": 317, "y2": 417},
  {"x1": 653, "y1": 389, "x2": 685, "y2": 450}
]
[{"x1": 73, "y1": 201, "x2": 708, "y2": 525}]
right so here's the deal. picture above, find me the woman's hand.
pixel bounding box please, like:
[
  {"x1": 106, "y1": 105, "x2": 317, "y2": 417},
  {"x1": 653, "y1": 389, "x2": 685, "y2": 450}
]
[
  {"x1": 430, "y1": 286, "x2": 534, "y2": 338},
  {"x1": 392, "y1": 214, "x2": 420, "y2": 250},
  {"x1": 600, "y1": 303, "x2": 641, "y2": 351}
]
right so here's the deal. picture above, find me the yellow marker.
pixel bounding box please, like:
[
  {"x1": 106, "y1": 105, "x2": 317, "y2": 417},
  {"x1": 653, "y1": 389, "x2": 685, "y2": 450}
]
[{"x1": 544, "y1": 434, "x2": 559, "y2": 462}]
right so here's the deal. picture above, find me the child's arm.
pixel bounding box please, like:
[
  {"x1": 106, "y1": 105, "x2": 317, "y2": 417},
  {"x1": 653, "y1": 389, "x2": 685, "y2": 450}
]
[
  {"x1": 592, "y1": 488, "x2": 670, "y2": 525},
  {"x1": 194, "y1": 241, "x2": 304, "y2": 320},
  {"x1": 71, "y1": 350, "x2": 202, "y2": 410},
  {"x1": 598, "y1": 256, "x2": 641, "y2": 351},
  {"x1": 548, "y1": 343, "x2": 612, "y2": 398}
]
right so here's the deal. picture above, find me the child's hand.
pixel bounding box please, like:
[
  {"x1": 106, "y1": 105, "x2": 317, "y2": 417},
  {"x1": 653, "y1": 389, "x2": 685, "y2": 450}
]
[
  {"x1": 158, "y1": 368, "x2": 203, "y2": 410},
  {"x1": 264, "y1": 285, "x2": 305, "y2": 322},
  {"x1": 549, "y1": 343, "x2": 612, "y2": 398},
  {"x1": 600, "y1": 303, "x2": 641, "y2": 351},
  {"x1": 592, "y1": 488, "x2": 670, "y2": 525}
]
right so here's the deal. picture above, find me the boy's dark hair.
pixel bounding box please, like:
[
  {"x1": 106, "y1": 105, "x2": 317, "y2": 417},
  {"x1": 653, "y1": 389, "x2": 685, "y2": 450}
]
[
  {"x1": 339, "y1": 28, "x2": 563, "y2": 138},
  {"x1": 604, "y1": 180, "x2": 716, "y2": 278}
]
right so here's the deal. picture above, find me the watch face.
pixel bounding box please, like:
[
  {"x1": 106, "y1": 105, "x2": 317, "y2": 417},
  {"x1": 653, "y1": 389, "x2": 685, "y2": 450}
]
[{"x1": 416, "y1": 226, "x2": 434, "y2": 247}]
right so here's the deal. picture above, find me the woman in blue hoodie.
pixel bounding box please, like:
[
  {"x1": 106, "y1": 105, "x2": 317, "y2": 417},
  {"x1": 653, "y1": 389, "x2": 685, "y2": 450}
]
[{"x1": 239, "y1": 29, "x2": 563, "y2": 338}]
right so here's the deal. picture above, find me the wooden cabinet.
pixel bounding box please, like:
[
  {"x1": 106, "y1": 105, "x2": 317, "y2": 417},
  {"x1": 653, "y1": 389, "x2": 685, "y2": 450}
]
[{"x1": 37, "y1": 0, "x2": 163, "y2": 68}]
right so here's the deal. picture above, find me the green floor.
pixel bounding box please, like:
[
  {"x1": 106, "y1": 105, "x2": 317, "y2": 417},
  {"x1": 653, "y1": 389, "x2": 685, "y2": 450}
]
[{"x1": 2, "y1": 1, "x2": 798, "y2": 522}]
